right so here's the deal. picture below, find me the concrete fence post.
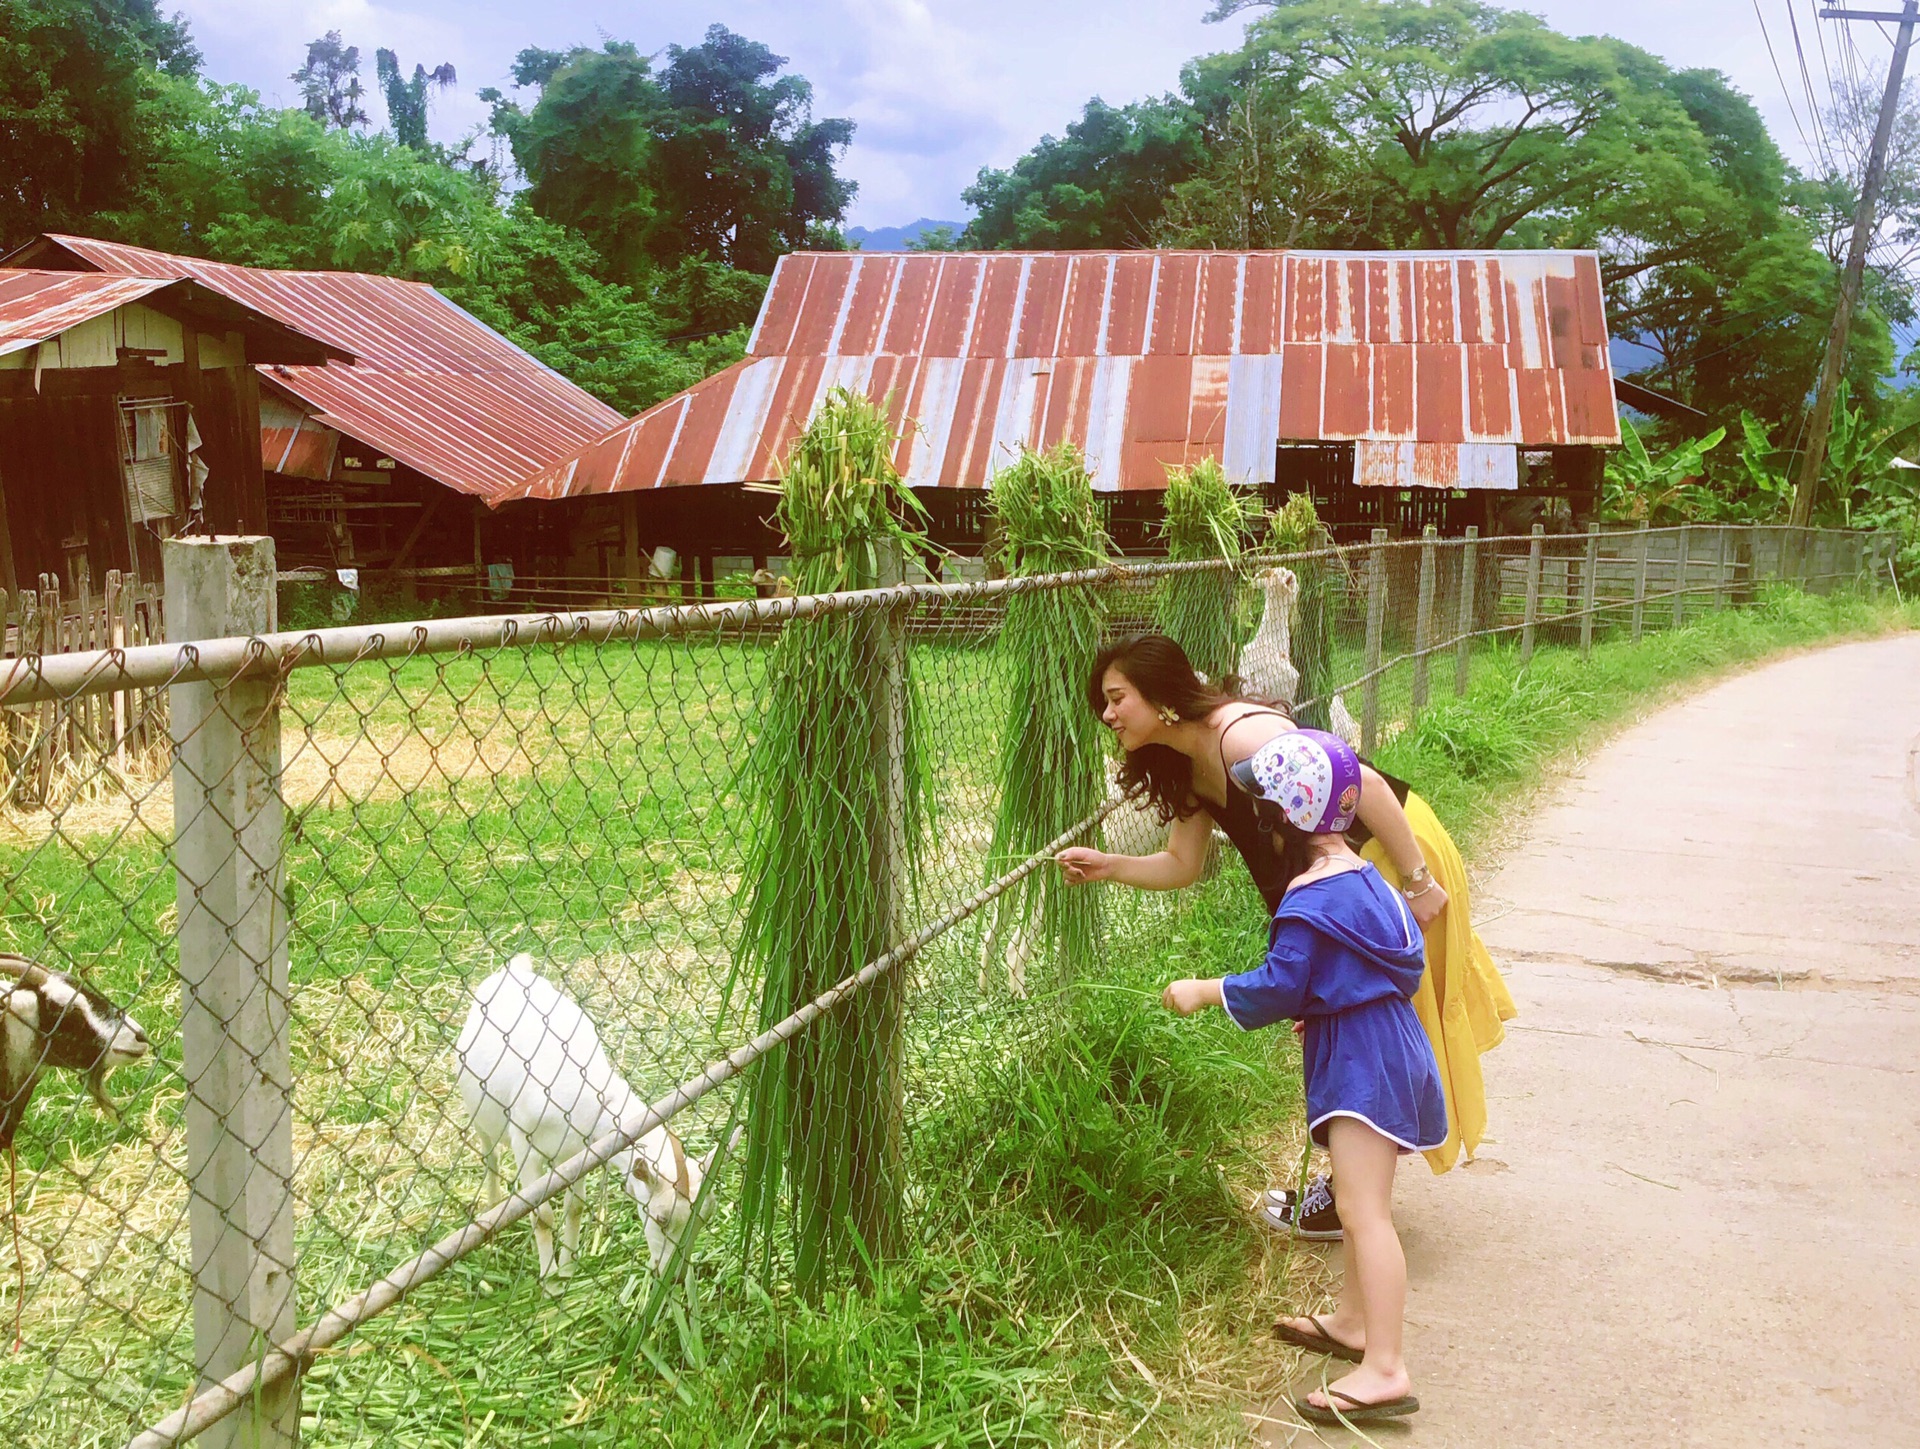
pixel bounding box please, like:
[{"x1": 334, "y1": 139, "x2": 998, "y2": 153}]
[
  {"x1": 1579, "y1": 522, "x2": 1600, "y2": 659},
  {"x1": 1519, "y1": 524, "x2": 1545, "y2": 666},
  {"x1": 1411, "y1": 525, "x2": 1436, "y2": 716},
  {"x1": 1362, "y1": 527, "x2": 1388, "y2": 754},
  {"x1": 1454, "y1": 526, "x2": 1478, "y2": 698},
  {"x1": 166, "y1": 536, "x2": 298, "y2": 1449},
  {"x1": 1631, "y1": 521, "x2": 1651, "y2": 642}
]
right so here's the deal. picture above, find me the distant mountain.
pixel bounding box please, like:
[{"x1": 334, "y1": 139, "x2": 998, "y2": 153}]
[{"x1": 845, "y1": 218, "x2": 967, "y2": 252}]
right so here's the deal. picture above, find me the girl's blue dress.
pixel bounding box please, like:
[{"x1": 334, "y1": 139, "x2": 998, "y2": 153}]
[{"x1": 1220, "y1": 863, "x2": 1448, "y2": 1153}]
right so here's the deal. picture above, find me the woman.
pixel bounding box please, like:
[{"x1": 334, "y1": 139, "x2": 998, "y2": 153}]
[{"x1": 1056, "y1": 633, "x2": 1514, "y2": 1229}]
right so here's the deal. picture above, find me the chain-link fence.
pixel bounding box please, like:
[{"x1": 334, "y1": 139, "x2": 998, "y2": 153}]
[{"x1": 0, "y1": 522, "x2": 1883, "y2": 1448}]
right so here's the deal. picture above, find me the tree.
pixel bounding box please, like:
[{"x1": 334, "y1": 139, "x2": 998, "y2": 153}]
[
  {"x1": 376, "y1": 48, "x2": 456, "y2": 151},
  {"x1": 0, "y1": 0, "x2": 202, "y2": 244},
  {"x1": 963, "y1": 97, "x2": 1205, "y2": 248},
  {"x1": 655, "y1": 25, "x2": 856, "y2": 272},
  {"x1": 292, "y1": 31, "x2": 367, "y2": 130},
  {"x1": 501, "y1": 28, "x2": 856, "y2": 278}
]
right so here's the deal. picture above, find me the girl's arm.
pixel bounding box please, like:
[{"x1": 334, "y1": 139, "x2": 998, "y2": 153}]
[
  {"x1": 1354, "y1": 764, "x2": 1448, "y2": 926},
  {"x1": 1057, "y1": 808, "x2": 1213, "y2": 891}
]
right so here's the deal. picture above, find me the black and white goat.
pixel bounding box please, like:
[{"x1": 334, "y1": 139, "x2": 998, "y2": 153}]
[
  {"x1": 2, "y1": 953, "x2": 150, "y2": 1348},
  {"x1": 2, "y1": 954, "x2": 150, "y2": 1152},
  {"x1": 454, "y1": 955, "x2": 727, "y2": 1285}
]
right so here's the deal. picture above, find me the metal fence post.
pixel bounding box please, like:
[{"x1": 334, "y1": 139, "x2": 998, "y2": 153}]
[
  {"x1": 1411, "y1": 525, "x2": 1436, "y2": 716},
  {"x1": 1454, "y1": 526, "x2": 1478, "y2": 698},
  {"x1": 1672, "y1": 523, "x2": 1690, "y2": 627},
  {"x1": 1631, "y1": 521, "x2": 1650, "y2": 642},
  {"x1": 1519, "y1": 524, "x2": 1545, "y2": 666},
  {"x1": 1362, "y1": 527, "x2": 1387, "y2": 754},
  {"x1": 166, "y1": 536, "x2": 297, "y2": 1449},
  {"x1": 1579, "y1": 522, "x2": 1600, "y2": 658}
]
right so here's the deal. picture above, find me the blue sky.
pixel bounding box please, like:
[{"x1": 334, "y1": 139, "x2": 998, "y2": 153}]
[{"x1": 172, "y1": 1, "x2": 1860, "y2": 228}]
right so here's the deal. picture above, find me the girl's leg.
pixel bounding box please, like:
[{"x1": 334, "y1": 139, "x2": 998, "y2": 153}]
[{"x1": 1302, "y1": 1117, "x2": 1412, "y2": 1409}]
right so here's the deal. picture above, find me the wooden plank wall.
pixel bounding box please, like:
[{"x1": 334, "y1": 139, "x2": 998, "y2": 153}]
[{"x1": 1, "y1": 569, "x2": 166, "y2": 808}]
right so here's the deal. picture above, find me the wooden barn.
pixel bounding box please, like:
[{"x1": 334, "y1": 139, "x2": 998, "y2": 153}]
[
  {"x1": 3, "y1": 235, "x2": 625, "y2": 600},
  {"x1": 0, "y1": 267, "x2": 343, "y2": 596},
  {"x1": 494, "y1": 247, "x2": 1623, "y2": 594}
]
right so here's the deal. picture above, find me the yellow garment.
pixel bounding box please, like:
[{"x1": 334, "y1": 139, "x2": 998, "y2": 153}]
[{"x1": 1360, "y1": 791, "x2": 1516, "y2": 1173}]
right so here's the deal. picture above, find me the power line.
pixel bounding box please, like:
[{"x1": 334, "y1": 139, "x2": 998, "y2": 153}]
[
  {"x1": 1790, "y1": 0, "x2": 1844, "y2": 173},
  {"x1": 1756, "y1": 0, "x2": 1828, "y2": 166}
]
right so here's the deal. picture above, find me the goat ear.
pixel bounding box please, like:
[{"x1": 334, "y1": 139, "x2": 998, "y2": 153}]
[{"x1": 629, "y1": 1156, "x2": 661, "y2": 1189}]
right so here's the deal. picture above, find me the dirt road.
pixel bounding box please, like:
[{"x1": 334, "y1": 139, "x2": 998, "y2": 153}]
[{"x1": 1259, "y1": 633, "x2": 1920, "y2": 1446}]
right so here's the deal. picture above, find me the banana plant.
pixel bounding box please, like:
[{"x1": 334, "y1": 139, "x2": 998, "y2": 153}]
[{"x1": 1603, "y1": 417, "x2": 1727, "y2": 521}]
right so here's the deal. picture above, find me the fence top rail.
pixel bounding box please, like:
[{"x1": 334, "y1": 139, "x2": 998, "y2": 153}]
[{"x1": 0, "y1": 525, "x2": 1877, "y2": 706}]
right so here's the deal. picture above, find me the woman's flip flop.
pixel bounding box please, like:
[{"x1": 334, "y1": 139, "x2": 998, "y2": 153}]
[
  {"x1": 1294, "y1": 1388, "x2": 1420, "y2": 1425},
  {"x1": 1272, "y1": 1314, "x2": 1364, "y2": 1364}
]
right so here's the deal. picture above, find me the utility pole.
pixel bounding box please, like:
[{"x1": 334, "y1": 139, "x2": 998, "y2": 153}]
[{"x1": 1791, "y1": 3, "x2": 1920, "y2": 529}]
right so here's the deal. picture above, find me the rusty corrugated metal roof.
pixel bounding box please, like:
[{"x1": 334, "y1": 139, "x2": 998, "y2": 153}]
[
  {"x1": 502, "y1": 248, "x2": 1619, "y2": 503},
  {"x1": 11, "y1": 235, "x2": 625, "y2": 500},
  {"x1": 0, "y1": 270, "x2": 177, "y2": 356}
]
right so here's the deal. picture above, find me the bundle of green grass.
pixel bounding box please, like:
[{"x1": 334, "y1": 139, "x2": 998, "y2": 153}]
[
  {"x1": 1158, "y1": 459, "x2": 1253, "y2": 683},
  {"x1": 978, "y1": 443, "x2": 1111, "y2": 996},
  {"x1": 732, "y1": 388, "x2": 929, "y2": 1295}
]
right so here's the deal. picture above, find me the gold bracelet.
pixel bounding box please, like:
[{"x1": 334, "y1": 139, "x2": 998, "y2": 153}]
[{"x1": 1404, "y1": 880, "x2": 1437, "y2": 899}]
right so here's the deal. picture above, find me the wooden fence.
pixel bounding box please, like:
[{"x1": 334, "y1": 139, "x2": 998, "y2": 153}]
[{"x1": 1, "y1": 570, "x2": 166, "y2": 807}]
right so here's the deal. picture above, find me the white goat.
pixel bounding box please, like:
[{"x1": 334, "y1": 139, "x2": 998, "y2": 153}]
[
  {"x1": 1240, "y1": 566, "x2": 1302, "y2": 707},
  {"x1": 455, "y1": 955, "x2": 723, "y2": 1284},
  {"x1": 1237, "y1": 565, "x2": 1362, "y2": 749}
]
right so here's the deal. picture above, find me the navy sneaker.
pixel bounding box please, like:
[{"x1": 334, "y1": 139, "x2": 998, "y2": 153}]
[{"x1": 1257, "y1": 1174, "x2": 1342, "y2": 1241}]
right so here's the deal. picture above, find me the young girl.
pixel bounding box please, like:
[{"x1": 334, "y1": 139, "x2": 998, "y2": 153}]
[{"x1": 1162, "y1": 729, "x2": 1444, "y2": 1425}]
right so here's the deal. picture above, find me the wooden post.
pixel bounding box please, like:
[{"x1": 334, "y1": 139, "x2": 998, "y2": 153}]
[
  {"x1": 1361, "y1": 527, "x2": 1388, "y2": 753},
  {"x1": 623, "y1": 496, "x2": 643, "y2": 603},
  {"x1": 1673, "y1": 524, "x2": 1690, "y2": 627},
  {"x1": 867, "y1": 536, "x2": 909, "y2": 1249},
  {"x1": 1454, "y1": 526, "x2": 1478, "y2": 698},
  {"x1": 165, "y1": 536, "x2": 297, "y2": 1449},
  {"x1": 1712, "y1": 527, "x2": 1729, "y2": 610},
  {"x1": 1631, "y1": 521, "x2": 1650, "y2": 642},
  {"x1": 1519, "y1": 524, "x2": 1545, "y2": 666},
  {"x1": 1411, "y1": 525, "x2": 1436, "y2": 716},
  {"x1": 1579, "y1": 522, "x2": 1601, "y2": 659}
]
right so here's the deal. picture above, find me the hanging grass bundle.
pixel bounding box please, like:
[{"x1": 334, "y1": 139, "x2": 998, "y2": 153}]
[
  {"x1": 978, "y1": 444, "x2": 1111, "y2": 996},
  {"x1": 1263, "y1": 492, "x2": 1340, "y2": 732},
  {"x1": 732, "y1": 388, "x2": 930, "y2": 1295},
  {"x1": 1158, "y1": 458, "x2": 1252, "y2": 682}
]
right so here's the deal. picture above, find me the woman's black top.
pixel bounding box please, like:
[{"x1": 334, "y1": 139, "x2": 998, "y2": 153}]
[{"x1": 1194, "y1": 707, "x2": 1412, "y2": 914}]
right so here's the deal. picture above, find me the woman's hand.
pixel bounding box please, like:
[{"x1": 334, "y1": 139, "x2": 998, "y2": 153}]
[
  {"x1": 1162, "y1": 978, "x2": 1223, "y2": 1016},
  {"x1": 1406, "y1": 879, "x2": 1448, "y2": 928},
  {"x1": 1055, "y1": 846, "x2": 1114, "y2": 884}
]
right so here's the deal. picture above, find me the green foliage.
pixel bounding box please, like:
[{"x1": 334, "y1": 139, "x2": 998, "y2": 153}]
[
  {"x1": 0, "y1": 0, "x2": 200, "y2": 240},
  {"x1": 981, "y1": 446, "x2": 1111, "y2": 992},
  {"x1": 500, "y1": 28, "x2": 856, "y2": 280},
  {"x1": 1603, "y1": 417, "x2": 1727, "y2": 521},
  {"x1": 291, "y1": 31, "x2": 367, "y2": 130},
  {"x1": 734, "y1": 390, "x2": 930, "y2": 1297},
  {"x1": 374, "y1": 48, "x2": 456, "y2": 151},
  {"x1": 963, "y1": 96, "x2": 1206, "y2": 249},
  {"x1": 1157, "y1": 460, "x2": 1251, "y2": 682}
]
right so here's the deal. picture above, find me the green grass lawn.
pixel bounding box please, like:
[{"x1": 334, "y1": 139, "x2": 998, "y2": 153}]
[{"x1": 0, "y1": 582, "x2": 1907, "y2": 1447}]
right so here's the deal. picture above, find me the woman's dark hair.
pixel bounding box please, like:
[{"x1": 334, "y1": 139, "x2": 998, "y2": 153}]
[{"x1": 1088, "y1": 633, "x2": 1280, "y2": 823}]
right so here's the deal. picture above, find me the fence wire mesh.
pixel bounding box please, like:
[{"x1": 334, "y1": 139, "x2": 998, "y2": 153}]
[{"x1": 0, "y1": 522, "x2": 1879, "y2": 1448}]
